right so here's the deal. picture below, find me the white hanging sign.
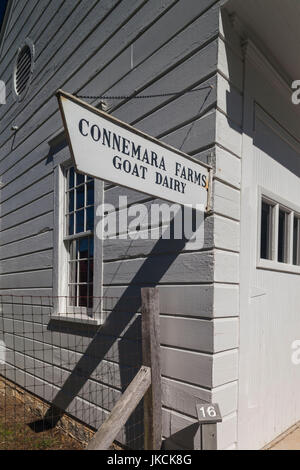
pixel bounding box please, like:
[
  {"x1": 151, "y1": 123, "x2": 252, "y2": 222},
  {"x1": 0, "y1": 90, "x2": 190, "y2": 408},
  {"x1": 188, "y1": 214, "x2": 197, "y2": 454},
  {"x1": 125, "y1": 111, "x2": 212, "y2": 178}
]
[{"x1": 57, "y1": 90, "x2": 210, "y2": 209}]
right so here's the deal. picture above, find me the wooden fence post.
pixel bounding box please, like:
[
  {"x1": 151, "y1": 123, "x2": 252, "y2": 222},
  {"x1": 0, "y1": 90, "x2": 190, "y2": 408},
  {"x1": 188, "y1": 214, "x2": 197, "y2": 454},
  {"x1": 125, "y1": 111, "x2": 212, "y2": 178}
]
[{"x1": 141, "y1": 287, "x2": 162, "y2": 450}]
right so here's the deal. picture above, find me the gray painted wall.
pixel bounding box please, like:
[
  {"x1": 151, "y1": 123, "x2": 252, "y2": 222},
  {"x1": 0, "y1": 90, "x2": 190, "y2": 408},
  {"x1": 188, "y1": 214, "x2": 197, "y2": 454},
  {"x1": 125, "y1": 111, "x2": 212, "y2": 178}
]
[{"x1": 0, "y1": 0, "x2": 223, "y2": 449}]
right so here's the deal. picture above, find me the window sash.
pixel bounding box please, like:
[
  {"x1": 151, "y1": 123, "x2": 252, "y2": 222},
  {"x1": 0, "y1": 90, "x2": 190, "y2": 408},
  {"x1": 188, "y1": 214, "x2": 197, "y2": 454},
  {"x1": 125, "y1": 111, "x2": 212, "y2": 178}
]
[{"x1": 259, "y1": 194, "x2": 300, "y2": 268}]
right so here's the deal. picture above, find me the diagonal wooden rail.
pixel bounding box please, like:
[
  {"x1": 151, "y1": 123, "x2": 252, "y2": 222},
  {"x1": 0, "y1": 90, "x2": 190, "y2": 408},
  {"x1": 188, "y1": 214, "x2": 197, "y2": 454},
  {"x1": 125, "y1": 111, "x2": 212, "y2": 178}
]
[{"x1": 87, "y1": 366, "x2": 151, "y2": 450}]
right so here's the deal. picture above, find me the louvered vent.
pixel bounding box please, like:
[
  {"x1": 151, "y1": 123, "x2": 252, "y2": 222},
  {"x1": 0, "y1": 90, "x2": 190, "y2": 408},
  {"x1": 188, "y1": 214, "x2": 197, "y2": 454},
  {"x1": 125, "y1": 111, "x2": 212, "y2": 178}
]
[{"x1": 14, "y1": 45, "x2": 32, "y2": 96}]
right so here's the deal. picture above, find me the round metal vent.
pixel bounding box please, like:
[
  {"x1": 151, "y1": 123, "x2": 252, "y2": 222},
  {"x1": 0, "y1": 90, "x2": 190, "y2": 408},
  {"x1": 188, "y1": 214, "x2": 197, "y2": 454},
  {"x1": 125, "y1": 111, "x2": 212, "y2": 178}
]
[{"x1": 13, "y1": 39, "x2": 34, "y2": 100}]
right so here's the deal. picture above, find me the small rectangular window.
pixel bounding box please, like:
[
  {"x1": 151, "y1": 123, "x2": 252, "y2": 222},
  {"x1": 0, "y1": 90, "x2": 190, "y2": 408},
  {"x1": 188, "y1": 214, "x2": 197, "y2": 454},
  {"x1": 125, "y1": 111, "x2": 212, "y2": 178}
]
[
  {"x1": 278, "y1": 209, "x2": 288, "y2": 263},
  {"x1": 260, "y1": 200, "x2": 273, "y2": 260},
  {"x1": 293, "y1": 216, "x2": 300, "y2": 265},
  {"x1": 65, "y1": 167, "x2": 94, "y2": 309}
]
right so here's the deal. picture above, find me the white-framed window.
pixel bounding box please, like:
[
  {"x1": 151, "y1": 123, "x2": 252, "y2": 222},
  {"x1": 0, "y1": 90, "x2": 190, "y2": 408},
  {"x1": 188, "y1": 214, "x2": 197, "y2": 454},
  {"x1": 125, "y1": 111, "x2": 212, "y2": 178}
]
[
  {"x1": 65, "y1": 167, "x2": 94, "y2": 309},
  {"x1": 53, "y1": 158, "x2": 103, "y2": 324},
  {"x1": 258, "y1": 189, "x2": 300, "y2": 273}
]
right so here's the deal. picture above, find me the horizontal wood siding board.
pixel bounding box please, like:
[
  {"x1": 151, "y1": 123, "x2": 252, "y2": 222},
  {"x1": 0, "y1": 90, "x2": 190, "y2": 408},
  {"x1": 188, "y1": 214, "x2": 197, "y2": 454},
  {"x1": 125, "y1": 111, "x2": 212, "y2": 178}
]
[
  {"x1": 101, "y1": 284, "x2": 214, "y2": 318},
  {"x1": 0, "y1": 269, "x2": 52, "y2": 289},
  {"x1": 134, "y1": 75, "x2": 217, "y2": 139},
  {"x1": 0, "y1": 174, "x2": 53, "y2": 216},
  {"x1": 0, "y1": 193, "x2": 53, "y2": 231},
  {"x1": 0, "y1": 213, "x2": 53, "y2": 247},
  {"x1": 161, "y1": 346, "x2": 213, "y2": 388},
  {"x1": 214, "y1": 250, "x2": 239, "y2": 284},
  {"x1": 114, "y1": 40, "x2": 219, "y2": 126},
  {"x1": 102, "y1": 218, "x2": 213, "y2": 261},
  {"x1": 213, "y1": 180, "x2": 240, "y2": 220},
  {"x1": 161, "y1": 110, "x2": 216, "y2": 154},
  {"x1": 212, "y1": 350, "x2": 238, "y2": 387},
  {"x1": 103, "y1": 251, "x2": 214, "y2": 285},
  {"x1": 213, "y1": 215, "x2": 240, "y2": 252},
  {"x1": 0, "y1": 250, "x2": 53, "y2": 275},
  {"x1": 0, "y1": 230, "x2": 53, "y2": 260},
  {"x1": 218, "y1": 37, "x2": 243, "y2": 92}
]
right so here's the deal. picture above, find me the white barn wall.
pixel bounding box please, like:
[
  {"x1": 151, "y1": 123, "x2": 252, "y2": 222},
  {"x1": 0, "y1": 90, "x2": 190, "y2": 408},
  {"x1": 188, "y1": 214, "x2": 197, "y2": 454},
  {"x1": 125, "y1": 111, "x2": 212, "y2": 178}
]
[{"x1": 238, "y1": 38, "x2": 300, "y2": 449}]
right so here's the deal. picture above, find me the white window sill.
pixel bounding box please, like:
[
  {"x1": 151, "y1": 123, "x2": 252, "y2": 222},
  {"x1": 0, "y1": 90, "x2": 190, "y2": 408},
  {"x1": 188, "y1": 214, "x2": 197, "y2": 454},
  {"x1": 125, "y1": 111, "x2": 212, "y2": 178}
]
[
  {"x1": 257, "y1": 259, "x2": 300, "y2": 275},
  {"x1": 51, "y1": 314, "x2": 102, "y2": 326}
]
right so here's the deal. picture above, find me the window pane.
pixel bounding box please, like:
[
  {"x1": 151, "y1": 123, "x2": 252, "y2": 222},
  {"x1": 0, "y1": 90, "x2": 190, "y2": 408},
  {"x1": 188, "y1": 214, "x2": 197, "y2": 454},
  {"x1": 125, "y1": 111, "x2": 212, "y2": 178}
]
[
  {"x1": 68, "y1": 167, "x2": 74, "y2": 189},
  {"x1": 68, "y1": 213, "x2": 74, "y2": 236},
  {"x1": 79, "y1": 238, "x2": 89, "y2": 259},
  {"x1": 76, "y1": 185, "x2": 84, "y2": 209},
  {"x1": 65, "y1": 167, "x2": 95, "y2": 309},
  {"x1": 79, "y1": 260, "x2": 88, "y2": 283},
  {"x1": 76, "y1": 209, "x2": 84, "y2": 233},
  {"x1": 87, "y1": 181, "x2": 94, "y2": 206},
  {"x1": 68, "y1": 190, "x2": 74, "y2": 213},
  {"x1": 278, "y1": 209, "x2": 288, "y2": 263},
  {"x1": 261, "y1": 201, "x2": 272, "y2": 260},
  {"x1": 76, "y1": 172, "x2": 85, "y2": 186},
  {"x1": 293, "y1": 217, "x2": 299, "y2": 265},
  {"x1": 79, "y1": 284, "x2": 88, "y2": 307},
  {"x1": 86, "y1": 206, "x2": 94, "y2": 231}
]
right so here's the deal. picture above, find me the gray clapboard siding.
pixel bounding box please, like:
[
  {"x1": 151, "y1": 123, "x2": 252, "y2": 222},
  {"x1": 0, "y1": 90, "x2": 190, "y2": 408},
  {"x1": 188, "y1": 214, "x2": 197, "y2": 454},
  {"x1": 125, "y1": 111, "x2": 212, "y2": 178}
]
[
  {"x1": 0, "y1": 0, "x2": 118, "y2": 134},
  {"x1": 0, "y1": 213, "x2": 53, "y2": 246},
  {"x1": 218, "y1": 37, "x2": 243, "y2": 92},
  {"x1": 0, "y1": 0, "x2": 40, "y2": 60},
  {"x1": 216, "y1": 109, "x2": 242, "y2": 157},
  {"x1": 212, "y1": 349, "x2": 238, "y2": 387},
  {"x1": 0, "y1": 269, "x2": 52, "y2": 289},
  {"x1": 217, "y1": 73, "x2": 243, "y2": 126},
  {"x1": 160, "y1": 316, "x2": 238, "y2": 353},
  {"x1": 214, "y1": 145, "x2": 241, "y2": 188},
  {"x1": 1, "y1": 0, "x2": 47, "y2": 71},
  {"x1": 0, "y1": 231, "x2": 53, "y2": 259},
  {"x1": 213, "y1": 179, "x2": 240, "y2": 220},
  {"x1": 115, "y1": 40, "x2": 219, "y2": 125},
  {"x1": 102, "y1": 217, "x2": 213, "y2": 260},
  {"x1": 102, "y1": 284, "x2": 214, "y2": 318},
  {"x1": 0, "y1": 250, "x2": 53, "y2": 275},
  {"x1": 212, "y1": 381, "x2": 238, "y2": 418},
  {"x1": 0, "y1": 158, "x2": 53, "y2": 200},
  {"x1": 4, "y1": 2, "x2": 219, "y2": 154},
  {"x1": 214, "y1": 250, "x2": 239, "y2": 284},
  {"x1": 0, "y1": 0, "x2": 224, "y2": 449},
  {"x1": 214, "y1": 215, "x2": 240, "y2": 252},
  {"x1": 0, "y1": 193, "x2": 53, "y2": 231},
  {"x1": 214, "y1": 284, "x2": 239, "y2": 317},
  {"x1": 161, "y1": 346, "x2": 213, "y2": 388},
  {"x1": 162, "y1": 346, "x2": 238, "y2": 389},
  {"x1": 0, "y1": 0, "x2": 84, "y2": 118},
  {"x1": 0, "y1": 288, "x2": 53, "y2": 297},
  {"x1": 134, "y1": 75, "x2": 217, "y2": 138},
  {"x1": 0, "y1": 174, "x2": 52, "y2": 217},
  {"x1": 1, "y1": 0, "x2": 157, "y2": 145},
  {"x1": 162, "y1": 109, "x2": 216, "y2": 154},
  {"x1": 103, "y1": 251, "x2": 214, "y2": 285},
  {"x1": 3, "y1": 0, "x2": 28, "y2": 37}
]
